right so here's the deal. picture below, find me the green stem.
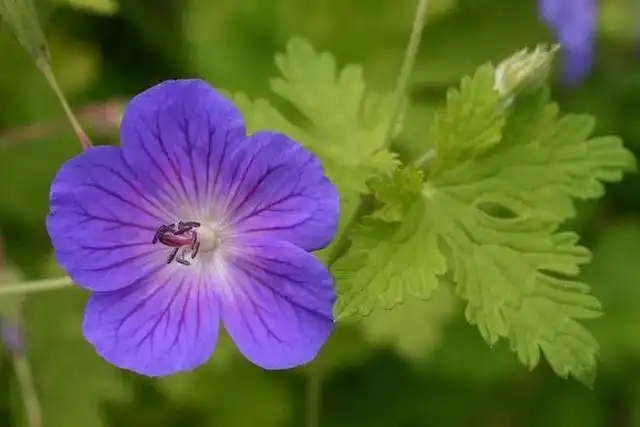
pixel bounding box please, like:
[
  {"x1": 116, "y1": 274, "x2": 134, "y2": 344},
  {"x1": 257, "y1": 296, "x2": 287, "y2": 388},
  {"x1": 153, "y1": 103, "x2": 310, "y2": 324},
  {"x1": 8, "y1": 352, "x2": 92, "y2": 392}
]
[
  {"x1": 326, "y1": 196, "x2": 375, "y2": 268},
  {"x1": 36, "y1": 58, "x2": 92, "y2": 151},
  {"x1": 9, "y1": 304, "x2": 42, "y2": 427},
  {"x1": 383, "y1": 0, "x2": 431, "y2": 147},
  {"x1": 0, "y1": 277, "x2": 72, "y2": 296},
  {"x1": 305, "y1": 351, "x2": 324, "y2": 427},
  {"x1": 413, "y1": 147, "x2": 437, "y2": 168},
  {"x1": 326, "y1": 0, "x2": 431, "y2": 267},
  {"x1": 13, "y1": 352, "x2": 42, "y2": 427}
]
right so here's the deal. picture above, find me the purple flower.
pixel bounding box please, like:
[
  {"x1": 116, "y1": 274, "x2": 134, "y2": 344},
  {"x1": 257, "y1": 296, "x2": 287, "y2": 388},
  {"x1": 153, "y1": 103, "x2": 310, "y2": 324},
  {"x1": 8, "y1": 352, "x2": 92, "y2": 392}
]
[
  {"x1": 46, "y1": 79, "x2": 340, "y2": 376},
  {"x1": 538, "y1": 0, "x2": 597, "y2": 84}
]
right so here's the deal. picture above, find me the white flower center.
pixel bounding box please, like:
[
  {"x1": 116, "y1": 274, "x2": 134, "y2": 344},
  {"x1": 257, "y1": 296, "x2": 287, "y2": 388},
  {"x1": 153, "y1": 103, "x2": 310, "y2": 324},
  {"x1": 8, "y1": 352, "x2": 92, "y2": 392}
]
[
  {"x1": 153, "y1": 218, "x2": 229, "y2": 267},
  {"x1": 196, "y1": 222, "x2": 224, "y2": 256}
]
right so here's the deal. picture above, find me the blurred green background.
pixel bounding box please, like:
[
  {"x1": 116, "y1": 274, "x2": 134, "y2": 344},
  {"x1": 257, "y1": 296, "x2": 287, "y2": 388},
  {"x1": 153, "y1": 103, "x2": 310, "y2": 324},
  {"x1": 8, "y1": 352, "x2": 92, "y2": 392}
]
[{"x1": 1, "y1": 0, "x2": 640, "y2": 426}]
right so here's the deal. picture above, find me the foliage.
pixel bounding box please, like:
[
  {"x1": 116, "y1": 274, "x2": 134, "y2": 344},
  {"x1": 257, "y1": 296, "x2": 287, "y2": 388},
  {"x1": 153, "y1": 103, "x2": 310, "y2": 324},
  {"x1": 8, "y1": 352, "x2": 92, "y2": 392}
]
[
  {"x1": 334, "y1": 63, "x2": 634, "y2": 386},
  {"x1": 0, "y1": 0, "x2": 640, "y2": 426}
]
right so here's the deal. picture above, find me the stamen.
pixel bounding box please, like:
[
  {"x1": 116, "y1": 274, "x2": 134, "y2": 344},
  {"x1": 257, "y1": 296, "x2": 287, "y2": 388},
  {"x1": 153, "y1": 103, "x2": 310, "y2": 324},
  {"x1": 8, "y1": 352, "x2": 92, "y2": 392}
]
[{"x1": 152, "y1": 221, "x2": 201, "y2": 266}]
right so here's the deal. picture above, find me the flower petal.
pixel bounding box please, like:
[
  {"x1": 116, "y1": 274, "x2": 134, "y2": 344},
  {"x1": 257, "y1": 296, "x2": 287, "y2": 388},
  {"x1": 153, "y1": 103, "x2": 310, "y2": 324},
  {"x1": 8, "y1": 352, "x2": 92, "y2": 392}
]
[
  {"x1": 119, "y1": 79, "x2": 246, "y2": 207},
  {"x1": 83, "y1": 268, "x2": 220, "y2": 376},
  {"x1": 218, "y1": 237, "x2": 335, "y2": 369},
  {"x1": 562, "y1": 47, "x2": 593, "y2": 84},
  {"x1": 539, "y1": 0, "x2": 596, "y2": 84},
  {"x1": 47, "y1": 146, "x2": 174, "y2": 292},
  {"x1": 219, "y1": 131, "x2": 339, "y2": 252}
]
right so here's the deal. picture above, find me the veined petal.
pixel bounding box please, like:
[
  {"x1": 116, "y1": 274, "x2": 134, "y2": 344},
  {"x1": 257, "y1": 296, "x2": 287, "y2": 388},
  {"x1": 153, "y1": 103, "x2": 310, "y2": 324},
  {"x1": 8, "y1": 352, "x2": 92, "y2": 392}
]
[
  {"x1": 218, "y1": 131, "x2": 339, "y2": 252},
  {"x1": 119, "y1": 79, "x2": 246, "y2": 207},
  {"x1": 218, "y1": 237, "x2": 335, "y2": 369},
  {"x1": 47, "y1": 146, "x2": 173, "y2": 292},
  {"x1": 83, "y1": 267, "x2": 220, "y2": 376}
]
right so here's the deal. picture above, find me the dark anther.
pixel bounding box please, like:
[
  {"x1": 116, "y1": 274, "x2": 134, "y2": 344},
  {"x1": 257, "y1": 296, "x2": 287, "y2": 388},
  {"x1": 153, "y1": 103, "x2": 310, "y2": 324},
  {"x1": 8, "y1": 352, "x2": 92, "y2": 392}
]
[{"x1": 152, "y1": 221, "x2": 201, "y2": 266}]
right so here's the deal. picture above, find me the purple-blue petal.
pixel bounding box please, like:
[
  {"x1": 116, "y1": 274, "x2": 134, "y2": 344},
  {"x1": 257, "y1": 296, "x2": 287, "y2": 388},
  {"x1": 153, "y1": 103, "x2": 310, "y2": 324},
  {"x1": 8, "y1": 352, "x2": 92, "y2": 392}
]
[
  {"x1": 47, "y1": 78, "x2": 340, "y2": 375},
  {"x1": 47, "y1": 146, "x2": 174, "y2": 292},
  {"x1": 539, "y1": 0, "x2": 596, "y2": 83},
  {"x1": 218, "y1": 237, "x2": 335, "y2": 369},
  {"x1": 83, "y1": 269, "x2": 220, "y2": 376},
  {"x1": 561, "y1": 47, "x2": 594, "y2": 84},
  {"x1": 119, "y1": 79, "x2": 246, "y2": 205},
  {"x1": 215, "y1": 131, "x2": 339, "y2": 252}
]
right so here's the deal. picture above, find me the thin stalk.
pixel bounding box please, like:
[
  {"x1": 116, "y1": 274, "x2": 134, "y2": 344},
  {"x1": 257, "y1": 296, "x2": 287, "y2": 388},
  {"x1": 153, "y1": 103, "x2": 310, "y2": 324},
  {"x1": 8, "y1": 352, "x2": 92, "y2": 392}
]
[
  {"x1": 413, "y1": 147, "x2": 437, "y2": 168},
  {"x1": 13, "y1": 353, "x2": 42, "y2": 427},
  {"x1": 383, "y1": 0, "x2": 430, "y2": 147},
  {"x1": 0, "y1": 277, "x2": 72, "y2": 296},
  {"x1": 305, "y1": 351, "x2": 324, "y2": 427},
  {"x1": 36, "y1": 58, "x2": 92, "y2": 150}
]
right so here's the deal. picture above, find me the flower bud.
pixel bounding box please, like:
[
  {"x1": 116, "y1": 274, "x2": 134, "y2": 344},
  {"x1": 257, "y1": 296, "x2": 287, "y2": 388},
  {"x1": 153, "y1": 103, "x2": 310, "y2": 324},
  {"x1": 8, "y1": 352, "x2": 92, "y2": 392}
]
[{"x1": 494, "y1": 44, "x2": 559, "y2": 103}]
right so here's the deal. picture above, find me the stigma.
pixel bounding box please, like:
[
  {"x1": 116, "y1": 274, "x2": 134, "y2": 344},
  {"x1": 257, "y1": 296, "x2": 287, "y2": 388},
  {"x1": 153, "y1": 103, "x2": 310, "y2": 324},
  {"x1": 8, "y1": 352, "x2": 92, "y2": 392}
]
[
  {"x1": 196, "y1": 224, "x2": 223, "y2": 254},
  {"x1": 152, "y1": 220, "x2": 225, "y2": 266}
]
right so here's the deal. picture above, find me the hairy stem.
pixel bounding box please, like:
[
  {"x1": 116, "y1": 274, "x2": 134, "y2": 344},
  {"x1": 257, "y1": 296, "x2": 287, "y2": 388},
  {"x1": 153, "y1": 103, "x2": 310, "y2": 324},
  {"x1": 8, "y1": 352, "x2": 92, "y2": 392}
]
[
  {"x1": 383, "y1": 0, "x2": 430, "y2": 147},
  {"x1": 36, "y1": 58, "x2": 92, "y2": 151},
  {"x1": 0, "y1": 277, "x2": 72, "y2": 296}
]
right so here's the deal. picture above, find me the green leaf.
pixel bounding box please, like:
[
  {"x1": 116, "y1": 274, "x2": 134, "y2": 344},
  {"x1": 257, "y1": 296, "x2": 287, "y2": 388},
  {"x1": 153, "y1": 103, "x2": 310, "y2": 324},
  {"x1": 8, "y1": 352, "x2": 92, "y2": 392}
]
[
  {"x1": 24, "y1": 261, "x2": 130, "y2": 427},
  {"x1": 229, "y1": 38, "x2": 405, "y2": 266},
  {"x1": 333, "y1": 167, "x2": 447, "y2": 316},
  {"x1": 367, "y1": 166, "x2": 424, "y2": 221},
  {"x1": 335, "y1": 61, "x2": 636, "y2": 386},
  {"x1": 428, "y1": 64, "x2": 506, "y2": 179},
  {"x1": 231, "y1": 38, "x2": 402, "y2": 194},
  {"x1": 432, "y1": 87, "x2": 636, "y2": 222},
  {"x1": 0, "y1": 0, "x2": 49, "y2": 63}
]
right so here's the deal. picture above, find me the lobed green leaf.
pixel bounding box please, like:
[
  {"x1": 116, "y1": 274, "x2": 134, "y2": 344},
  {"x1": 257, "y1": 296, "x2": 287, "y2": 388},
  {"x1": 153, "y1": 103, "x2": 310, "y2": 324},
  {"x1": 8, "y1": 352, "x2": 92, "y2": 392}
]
[{"x1": 334, "y1": 59, "x2": 635, "y2": 386}]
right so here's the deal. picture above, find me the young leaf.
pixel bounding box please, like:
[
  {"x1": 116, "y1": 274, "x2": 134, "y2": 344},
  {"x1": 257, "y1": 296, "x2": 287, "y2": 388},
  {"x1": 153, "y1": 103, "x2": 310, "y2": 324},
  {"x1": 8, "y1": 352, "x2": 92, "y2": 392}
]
[
  {"x1": 428, "y1": 64, "x2": 506, "y2": 179},
  {"x1": 335, "y1": 62, "x2": 636, "y2": 386},
  {"x1": 231, "y1": 38, "x2": 403, "y2": 194}
]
